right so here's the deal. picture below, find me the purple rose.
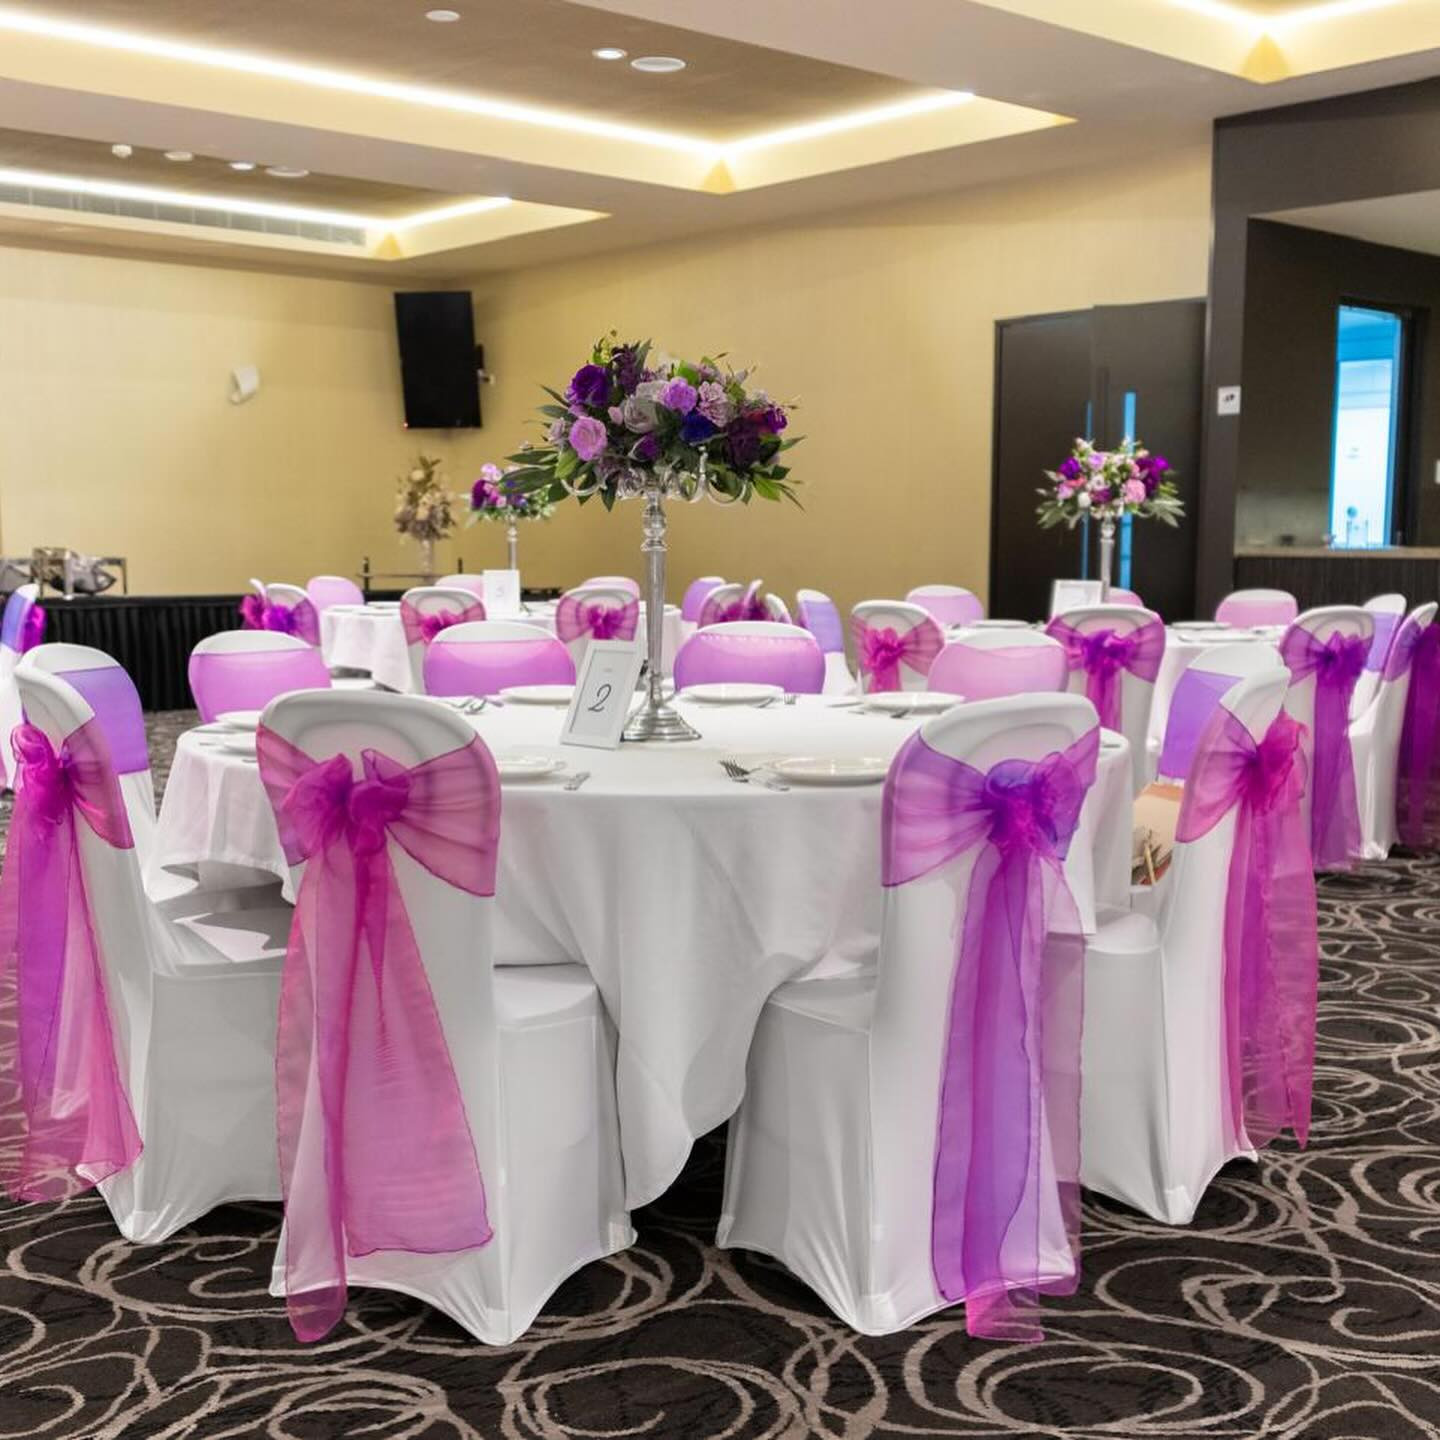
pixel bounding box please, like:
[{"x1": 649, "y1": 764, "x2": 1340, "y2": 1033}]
[
  {"x1": 727, "y1": 427, "x2": 761, "y2": 467},
  {"x1": 568, "y1": 415, "x2": 608, "y2": 462},
  {"x1": 1091, "y1": 486, "x2": 1112, "y2": 506},
  {"x1": 680, "y1": 411, "x2": 717, "y2": 445},
  {"x1": 660, "y1": 378, "x2": 698, "y2": 414},
  {"x1": 632, "y1": 433, "x2": 661, "y2": 464},
  {"x1": 763, "y1": 406, "x2": 788, "y2": 434},
  {"x1": 568, "y1": 364, "x2": 610, "y2": 409},
  {"x1": 613, "y1": 346, "x2": 644, "y2": 394},
  {"x1": 1058, "y1": 457, "x2": 1083, "y2": 481}
]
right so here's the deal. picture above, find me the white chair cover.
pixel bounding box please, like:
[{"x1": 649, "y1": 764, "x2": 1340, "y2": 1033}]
[
  {"x1": 1080, "y1": 663, "x2": 1290, "y2": 1224},
  {"x1": 258, "y1": 690, "x2": 632, "y2": 1342},
  {"x1": 400, "y1": 585, "x2": 488, "y2": 691},
  {"x1": 1352, "y1": 592, "x2": 1408, "y2": 719},
  {"x1": 0, "y1": 582, "x2": 40, "y2": 788},
  {"x1": 14, "y1": 665, "x2": 292, "y2": 1243},
  {"x1": 439, "y1": 573, "x2": 487, "y2": 600},
  {"x1": 850, "y1": 600, "x2": 944, "y2": 694},
  {"x1": 719, "y1": 694, "x2": 1097, "y2": 1334}
]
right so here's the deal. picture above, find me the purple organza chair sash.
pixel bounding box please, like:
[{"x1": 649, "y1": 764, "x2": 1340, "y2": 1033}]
[
  {"x1": 1, "y1": 595, "x2": 45, "y2": 655},
  {"x1": 1045, "y1": 617, "x2": 1164, "y2": 731},
  {"x1": 555, "y1": 593, "x2": 640, "y2": 645},
  {"x1": 1157, "y1": 667, "x2": 1237, "y2": 781},
  {"x1": 673, "y1": 631, "x2": 825, "y2": 694},
  {"x1": 239, "y1": 594, "x2": 267, "y2": 630},
  {"x1": 929, "y1": 643, "x2": 1068, "y2": 702},
  {"x1": 0, "y1": 721, "x2": 141, "y2": 1203},
  {"x1": 852, "y1": 617, "x2": 943, "y2": 692},
  {"x1": 189, "y1": 647, "x2": 333, "y2": 723},
  {"x1": 399, "y1": 597, "x2": 487, "y2": 647},
  {"x1": 1366, "y1": 610, "x2": 1401, "y2": 672},
  {"x1": 1176, "y1": 709, "x2": 1317, "y2": 1150},
  {"x1": 56, "y1": 667, "x2": 150, "y2": 776},
  {"x1": 682, "y1": 578, "x2": 725, "y2": 623},
  {"x1": 702, "y1": 593, "x2": 768, "y2": 626},
  {"x1": 796, "y1": 596, "x2": 845, "y2": 655},
  {"x1": 423, "y1": 637, "x2": 575, "y2": 697},
  {"x1": 1396, "y1": 623, "x2": 1440, "y2": 849},
  {"x1": 1280, "y1": 627, "x2": 1368, "y2": 869},
  {"x1": 882, "y1": 725, "x2": 1098, "y2": 1342},
  {"x1": 262, "y1": 599, "x2": 320, "y2": 647},
  {"x1": 257, "y1": 727, "x2": 500, "y2": 1342}
]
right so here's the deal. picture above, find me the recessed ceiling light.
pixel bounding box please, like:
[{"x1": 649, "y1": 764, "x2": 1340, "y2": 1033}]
[
  {"x1": 425, "y1": 8, "x2": 461, "y2": 20},
  {"x1": 228, "y1": 160, "x2": 256, "y2": 171},
  {"x1": 163, "y1": 149, "x2": 193, "y2": 162},
  {"x1": 109, "y1": 142, "x2": 132, "y2": 159},
  {"x1": 630, "y1": 55, "x2": 685, "y2": 73},
  {"x1": 592, "y1": 47, "x2": 627, "y2": 61},
  {"x1": 265, "y1": 165, "x2": 309, "y2": 178}
]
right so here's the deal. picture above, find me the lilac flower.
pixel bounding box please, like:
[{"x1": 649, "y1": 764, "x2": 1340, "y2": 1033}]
[
  {"x1": 568, "y1": 415, "x2": 608, "y2": 462},
  {"x1": 661, "y1": 378, "x2": 698, "y2": 414},
  {"x1": 568, "y1": 364, "x2": 610, "y2": 409},
  {"x1": 547, "y1": 418, "x2": 568, "y2": 444},
  {"x1": 696, "y1": 381, "x2": 733, "y2": 428},
  {"x1": 680, "y1": 412, "x2": 717, "y2": 445}
]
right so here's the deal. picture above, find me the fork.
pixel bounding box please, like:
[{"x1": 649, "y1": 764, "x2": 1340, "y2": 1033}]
[
  {"x1": 563, "y1": 770, "x2": 592, "y2": 792},
  {"x1": 720, "y1": 759, "x2": 789, "y2": 791}
]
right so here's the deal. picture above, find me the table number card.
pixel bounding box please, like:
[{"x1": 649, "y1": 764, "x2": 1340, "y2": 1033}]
[
  {"x1": 484, "y1": 569, "x2": 522, "y2": 617},
  {"x1": 1049, "y1": 578, "x2": 1103, "y2": 616},
  {"x1": 561, "y1": 640, "x2": 645, "y2": 750}
]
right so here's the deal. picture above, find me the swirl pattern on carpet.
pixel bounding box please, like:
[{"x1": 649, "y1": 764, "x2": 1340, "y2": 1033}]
[{"x1": 0, "y1": 711, "x2": 1437, "y2": 1439}]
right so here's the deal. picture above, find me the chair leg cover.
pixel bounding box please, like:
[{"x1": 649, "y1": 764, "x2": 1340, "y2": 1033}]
[{"x1": 269, "y1": 965, "x2": 633, "y2": 1343}]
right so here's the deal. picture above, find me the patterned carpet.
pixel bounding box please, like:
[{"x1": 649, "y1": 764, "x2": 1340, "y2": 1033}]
[{"x1": 1, "y1": 712, "x2": 1438, "y2": 1439}]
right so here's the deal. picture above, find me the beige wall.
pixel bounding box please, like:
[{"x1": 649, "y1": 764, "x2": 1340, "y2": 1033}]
[
  {"x1": 0, "y1": 246, "x2": 494, "y2": 593},
  {"x1": 471, "y1": 144, "x2": 1213, "y2": 617},
  {"x1": 0, "y1": 143, "x2": 1211, "y2": 602}
]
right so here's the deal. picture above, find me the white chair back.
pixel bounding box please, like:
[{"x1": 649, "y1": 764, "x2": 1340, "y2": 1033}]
[
  {"x1": 581, "y1": 575, "x2": 641, "y2": 598},
  {"x1": 762, "y1": 593, "x2": 793, "y2": 624},
  {"x1": 554, "y1": 585, "x2": 639, "y2": 666},
  {"x1": 928, "y1": 628, "x2": 1067, "y2": 701},
  {"x1": 1049, "y1": 579, "x2": 1102, "y2": 618},
  {"x1": 439, "y1": 573, "x2": 487, "y2": 601},
  {"x1": 307, "y1": 575, "x2": 364, "y2": 612},
  {"x1": 906, "y1": 584, "x2": 984, "y2": 628},
  {"x1": 866, "y1": 693, "x2": 1097, "y2": 1314},
  {"x1": 188, "y1": 630, "x2": 332, "y2": 722},
  {"x1": 696, "y1": 582, "x2": 744, "y2": 628},
  {"x1": 1353, "y1": 592, "x2": 1409, "y2": 718},
  {"x1": 423, "y1": 620, "x2": 576, "y2": 697},
  {"x1": 1215, "y1": 587, "x2": 1298, "y2": 628},
  {"x1": 400, "y1": 586, "x2": 487, "y2": 691},
  {"x1": 850, "y1": 600, "x2": 944, "y2": 693}
]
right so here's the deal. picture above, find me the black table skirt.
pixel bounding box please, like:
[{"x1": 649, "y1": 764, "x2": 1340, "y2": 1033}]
[{"x1": 43, "y1": 595, "x2": 246, "y2": 711}]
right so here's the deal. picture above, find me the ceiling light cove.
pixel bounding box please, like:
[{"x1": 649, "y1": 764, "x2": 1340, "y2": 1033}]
[
  {"x1": 424, "y1": 9, "x2": 461, "y2": 21},
  {"x1": 726, "y1": 90, "x2": 975, "y2": 156}
]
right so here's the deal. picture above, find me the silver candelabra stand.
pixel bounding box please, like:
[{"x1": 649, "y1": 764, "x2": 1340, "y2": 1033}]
[
  {"x1": 505, "y1": 520, "x2": 520, "y2": 572},
  {"x1": 556, "y1": 452, "x2": 747, "y2": 742}
]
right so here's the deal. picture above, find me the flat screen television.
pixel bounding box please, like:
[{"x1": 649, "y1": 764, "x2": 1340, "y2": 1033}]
[{"x1": 394, "y1": 290, "x2": 482, "y2": 429}]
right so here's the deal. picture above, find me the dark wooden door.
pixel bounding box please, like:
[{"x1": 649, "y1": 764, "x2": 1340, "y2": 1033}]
[
  {"x1": 990, "y1": 311, "x2": 1094, "y2": 621},
  {"x1": 1090, "y1": 300, "x2": 1206, "y2": 621}
]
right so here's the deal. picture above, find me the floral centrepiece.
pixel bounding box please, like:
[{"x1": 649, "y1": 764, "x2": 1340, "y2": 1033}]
[
  {"x1": 394, "y1": 455, "x2": 458, "y2": 544},
  {"x1": 503, "y1": 335, "x2": 801, "y2": 508},
  {"x1": 466, "y1": 463, "x2": 555, "y2": 525},
  {"x1": 1037, "y1": 438, "x2": 1183, "y2": 531}
]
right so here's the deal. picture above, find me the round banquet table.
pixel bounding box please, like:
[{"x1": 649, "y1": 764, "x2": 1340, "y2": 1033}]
[
  {"x1": 151, "y1": 695, "x2": 1133, "y2": 1208},
  {"x1": 320, "y1": 600, "x2": 684, "y2": 692}
]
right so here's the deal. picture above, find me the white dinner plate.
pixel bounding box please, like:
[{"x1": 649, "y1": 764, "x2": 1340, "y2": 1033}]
[
  {"x1": 1172, "y1": 621, "x2": 1230, "y2": 632},
  {"x1": 968, "y1": 619, "x2": 1033, "y2": 630},
  {"x1": 214, "y1": 710, "x2": 262, "y2": 731},
  {"x1": 771, "y1": 756, "x2": 889, "y2": 786},
  {"x1": 496, "y1": 754, "x2": 566, "y2": 782},
  {"x1": 679, "y1": 683, "x2": 784, "y2": 705},
  {"x1": 860, "y1": 691, "x2": 964, "y2": 716},
  {"x1": 217, "y1": 733, "x2": 258, "y2": 757},
  {"x1": 500, "y1": 684, "x2": 576, "y2": 706}
]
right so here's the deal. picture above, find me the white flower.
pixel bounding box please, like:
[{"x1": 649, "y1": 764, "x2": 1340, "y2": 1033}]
[{"x1": 1076, "y1": 492, "x2": 1091, "y2": 510}]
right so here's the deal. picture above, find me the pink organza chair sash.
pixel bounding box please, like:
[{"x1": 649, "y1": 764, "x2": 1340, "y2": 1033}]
[
  {"x1": 423, "y1": 637, "x2": 575, "y2": 697},
  {"x1": 1157, "y1": 667, "x2": 1237, "y2": 781},
  {"x1": 1366, "y1": 610, "x2": 1401, "y2": 672},
  {"x1": 882, "y1": 725, "x2": 1098, "y2": 1342},
  {"x1": 852, "y1": 617, "x2": 943, "y2": 692},
  {"x1": 1044, "y1": 617, "x2": 1164, "y2": 730},
  {"x1": 56, "y1": 667, "x2": 150, "y2": 775},
  {"x1": 240, "y1": 595, "x2": 320, "y2": 646},
  {"x1": 796, "y1": 596, "x2": 845, "y2": 655},
  {"x1": 1395, "y1": 623, "x2": 1440, "y2": 849},
  {"x1": 257, "y1": 727, "x2": 500, "y2": 1342},
  {"x1": 555, "y1": 593, "x2": 640, "y2": 645},
  {"x1": 399, "y1": 597, "x2": 486, "y2": 646},
  {"x1": 673, "y1": 631, "x2": 825, "y2": 694},
  {"x1": 1176, "y1": 710, "x2": 1317, "y2": 1150},
  {"x1": 0, "y1": 721, "x2": 141, "y2": 1203},
  {"x1": 189, "y1": 647, "x2": 332, "y2": 723},
  {"x1": 929, "y1": 643, "x2": 1067, "y2": 702},
  {"x1": 1280, "y1": 627, "x2": 1368, "y2": 869},
  {"x1": 702, "y1": 593, "x2": 768, "y2": 627}
]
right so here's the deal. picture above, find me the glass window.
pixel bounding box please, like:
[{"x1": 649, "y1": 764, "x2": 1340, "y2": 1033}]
[{"x1": 1330, "y1": 304, "x2": 1407, "y2": 548}]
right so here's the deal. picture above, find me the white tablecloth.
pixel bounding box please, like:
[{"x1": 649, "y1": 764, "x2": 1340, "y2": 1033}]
[
  {"x1": 320, "y1": 601, "x2": 684, "y2": 692},
  {"x1": 151, "y1": 697, "x2": 1132, "y2": 1207}
]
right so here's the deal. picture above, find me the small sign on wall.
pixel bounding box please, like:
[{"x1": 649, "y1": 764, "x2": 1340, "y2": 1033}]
[
  {"x1": 1217, "y1": 385, "x2": 1242, "y2": 416},
  {"x1": 560, "y1": 640, "x2": 644, "y2": 750}
]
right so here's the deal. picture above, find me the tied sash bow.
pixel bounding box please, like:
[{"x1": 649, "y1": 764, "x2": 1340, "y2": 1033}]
[
  {"x1": 258, "y1": 727, "x2": 500, "y2": 1342},
  {"x1": 882, "y1": 726, "x2": 1098, "y2": 1341},
  {"x1": 1280, "y1": 627, "x2": 1368, "y2": 868},
  {"x1": 400, "y1": 597, "x2": 486, "y2": 646},
  {"x1": 239, "y1": 593, "x2": 267, "y2": 630},
  {"x1": 1177, "y1": 709, "x2": 1317, "y2": 1150},
  {"x1": 853, "y1": 618, "x2": 942, "y2": 692},
  {"x1": 0, "y1": 722, "x2": 140, "y2": 1203},
  {"x1": 555, "y1": 594, "x2": 640, "y2": 646},
  {"x1": 1045, "y1": 618, "x2": 1164, "y2": 731},
  {"x1": 262, "y1": 600, "x2": 320, "y2": 647}
]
